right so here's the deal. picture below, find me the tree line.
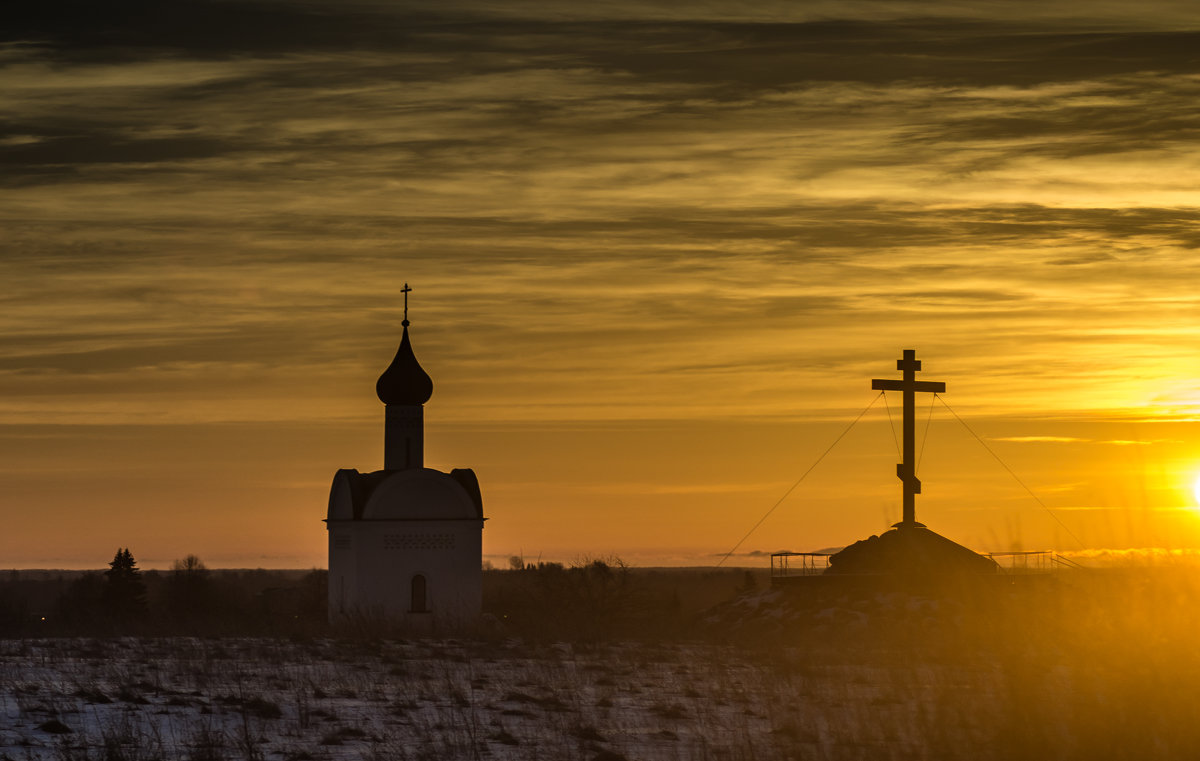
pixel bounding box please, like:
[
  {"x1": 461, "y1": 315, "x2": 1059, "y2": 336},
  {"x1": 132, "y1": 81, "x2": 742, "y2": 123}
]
[
  {"x1": 0, "y1": 548, "x2": 327, "y2": 637},
  {"x1": 1, "y1": 550, "x2": 764, "y2": 641}
]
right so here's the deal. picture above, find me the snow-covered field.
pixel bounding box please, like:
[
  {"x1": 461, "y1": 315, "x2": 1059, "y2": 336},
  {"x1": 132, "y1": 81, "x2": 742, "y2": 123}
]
[
  {"x1": 0, "y1": 635, "x2": 1003, "y2": 760},
  {"x1": 7, "y1": 569, "x2": 1200, "y2": 761}
]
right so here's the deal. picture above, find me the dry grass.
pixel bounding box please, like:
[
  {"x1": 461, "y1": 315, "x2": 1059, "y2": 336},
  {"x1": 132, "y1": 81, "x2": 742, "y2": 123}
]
[{"x1": 2, "y1": 565, "x2": 1200, "y2": 759}]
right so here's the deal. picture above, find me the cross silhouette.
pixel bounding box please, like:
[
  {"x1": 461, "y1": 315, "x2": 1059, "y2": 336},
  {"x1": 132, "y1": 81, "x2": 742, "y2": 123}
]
[
  {"x1": 871, "y1": 350, "x2": 946, "y2": 528},
  {"x1": 402, "y1": 283, "x2": 412, "y2": 327}
]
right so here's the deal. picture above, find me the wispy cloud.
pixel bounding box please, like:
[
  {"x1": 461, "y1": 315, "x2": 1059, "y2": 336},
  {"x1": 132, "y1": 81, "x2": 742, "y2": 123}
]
[
  {"x1": 3, "y1": 0, "x2": 1200, "y2": 565},
  {"x1": 991, "y1": 436, "x2": 1091, "y2": 443}
]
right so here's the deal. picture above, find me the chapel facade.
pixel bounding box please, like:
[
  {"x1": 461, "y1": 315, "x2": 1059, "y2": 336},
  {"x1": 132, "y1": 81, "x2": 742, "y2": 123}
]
[{"x1": 325, "y1": 289, "x2": 485, "y2": 628}]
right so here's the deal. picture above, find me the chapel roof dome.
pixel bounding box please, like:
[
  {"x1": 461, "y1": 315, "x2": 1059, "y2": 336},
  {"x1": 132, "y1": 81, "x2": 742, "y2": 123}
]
[
  {"x1": 327, "y1": 467, "x2": 484, "y2": 521},
  {"x1": 376, "y1": 324, "x2": 433, "y2": 405},
  {"x1": 362, "y1": 468, "x2": 479, "y2": 520}
]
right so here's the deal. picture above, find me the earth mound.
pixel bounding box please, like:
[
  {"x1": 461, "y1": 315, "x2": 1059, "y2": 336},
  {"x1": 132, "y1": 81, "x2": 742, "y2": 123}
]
[{"x1": 826, "y1": 525, "x2": 998, "y2": 577}]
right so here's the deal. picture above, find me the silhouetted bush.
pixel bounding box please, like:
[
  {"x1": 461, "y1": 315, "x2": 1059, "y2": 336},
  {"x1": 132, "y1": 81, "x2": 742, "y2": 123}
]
[
  {"x1": 0, "y1": 589, "x2": 32, "y2": 636},
  {"x1": 54, "y1": 572, "x2": 106, "y2": 632},
  {"x1": 483, "y1": 558, "x2": 701, "y2": 641}
]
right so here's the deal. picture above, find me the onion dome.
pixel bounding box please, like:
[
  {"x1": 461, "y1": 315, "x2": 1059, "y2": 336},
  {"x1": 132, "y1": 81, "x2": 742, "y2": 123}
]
[{"x1": 375, "y1": 324, "x2": 433, "y2": 405}]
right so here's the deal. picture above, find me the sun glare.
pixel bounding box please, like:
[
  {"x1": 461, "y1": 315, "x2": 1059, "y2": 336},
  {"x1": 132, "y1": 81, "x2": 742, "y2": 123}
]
[{"x1": 1193, "y1": 472, "x2": 1200, "y2": 507}]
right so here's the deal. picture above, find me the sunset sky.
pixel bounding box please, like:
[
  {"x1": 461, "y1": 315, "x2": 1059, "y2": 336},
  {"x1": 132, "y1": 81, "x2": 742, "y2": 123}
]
[{"x1": 3, "y1": 0, "x2": 1200, "y2": 569}]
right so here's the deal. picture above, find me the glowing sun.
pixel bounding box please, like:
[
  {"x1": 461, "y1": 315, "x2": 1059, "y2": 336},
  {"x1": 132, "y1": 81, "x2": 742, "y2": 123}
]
[{"x1": 1194, "y1": 473, "x2": 1200, "y2": 507}]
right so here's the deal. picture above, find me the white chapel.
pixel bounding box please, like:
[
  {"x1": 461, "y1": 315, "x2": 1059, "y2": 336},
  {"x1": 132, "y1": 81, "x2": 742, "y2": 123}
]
[{"x1": 325, "y1": 287, "x2": 485, "y2": 628}]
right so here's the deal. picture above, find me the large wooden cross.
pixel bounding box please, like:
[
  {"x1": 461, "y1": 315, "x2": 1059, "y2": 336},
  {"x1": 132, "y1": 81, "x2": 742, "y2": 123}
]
[{"x1": 871, "y1": 350, "x2": 945, "y2": 528}]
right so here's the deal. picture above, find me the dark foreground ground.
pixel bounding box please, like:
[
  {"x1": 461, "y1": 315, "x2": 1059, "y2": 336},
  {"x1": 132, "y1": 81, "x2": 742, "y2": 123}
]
[{"x1": 3, "y1": 564, "x2": 1200, "y2": 760}]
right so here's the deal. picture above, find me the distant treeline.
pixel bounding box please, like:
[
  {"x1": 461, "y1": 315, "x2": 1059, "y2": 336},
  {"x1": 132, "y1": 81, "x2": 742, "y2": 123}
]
[
  {"x1": 483, "y1": 558, "x2": 761, "y2": 641},
  {"x1": 0, "y1": 550, "x2": 328, "y2": 638},
  {"x1": 0, "y1": 550, "x2": 764, "y2": 640}
]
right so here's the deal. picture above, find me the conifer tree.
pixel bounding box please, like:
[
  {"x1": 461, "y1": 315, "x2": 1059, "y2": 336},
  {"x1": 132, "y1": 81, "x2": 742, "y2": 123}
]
[{"x1": 103, "y1": 547, "x2": 147, "y2": 624}]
